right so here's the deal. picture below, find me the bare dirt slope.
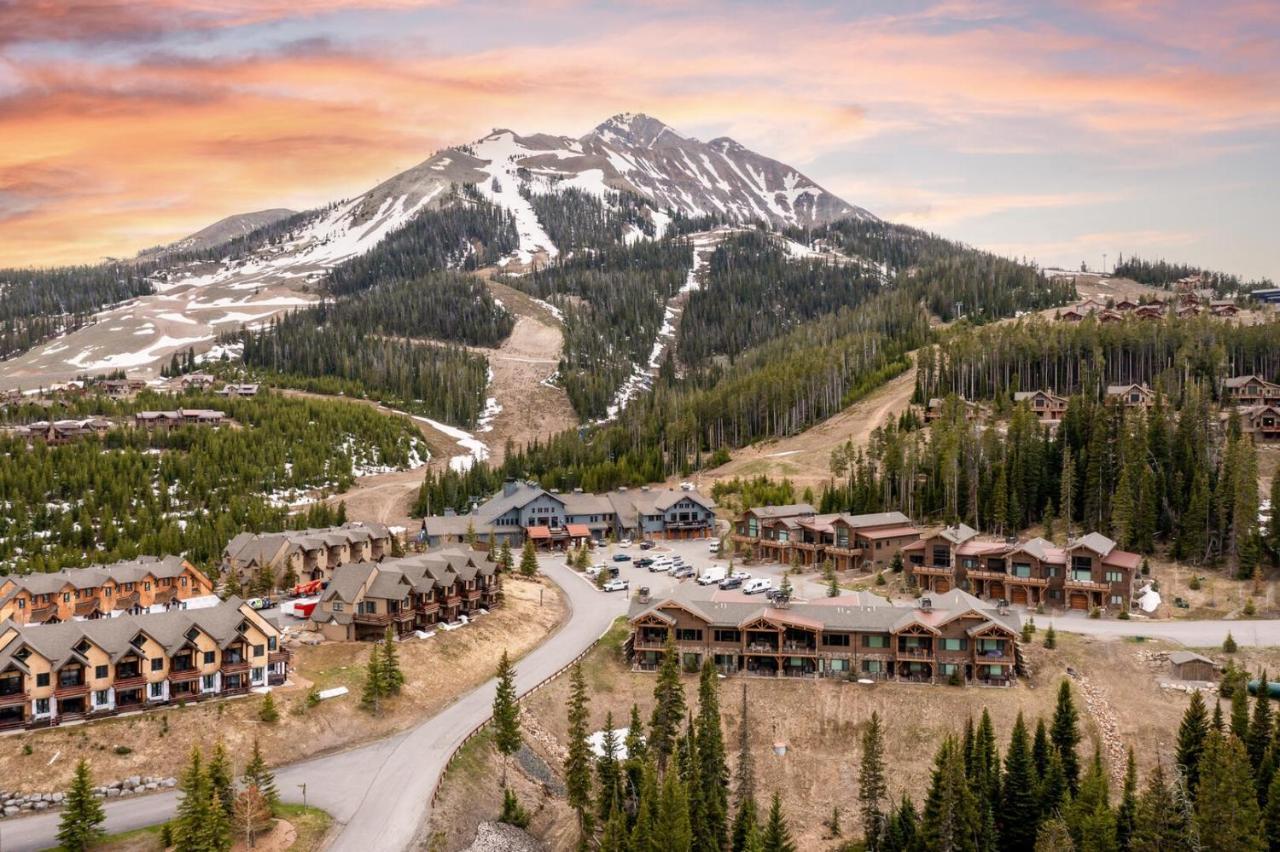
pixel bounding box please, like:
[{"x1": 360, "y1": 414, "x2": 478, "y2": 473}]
[{"x1": 689, "y1": 359, "x2": 918, "y2": 493}]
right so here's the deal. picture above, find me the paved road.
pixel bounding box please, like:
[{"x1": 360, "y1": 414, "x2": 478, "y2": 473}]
[{"x1": 0, "y1": 558, "x2": 628, "y2": 852}]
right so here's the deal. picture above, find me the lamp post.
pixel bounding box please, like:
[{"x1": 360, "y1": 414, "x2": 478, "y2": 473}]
[{"x1": 297, "y1": 782, "x2": 307, "y2": 810}]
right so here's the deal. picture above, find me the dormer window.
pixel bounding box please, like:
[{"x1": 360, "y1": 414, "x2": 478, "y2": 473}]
[
  {"x1": 74, "y1": 639, "x2": 90, "y2": 655},
  {"x1": 130, "y1": 633, "x2": 146, "y2": 649},
  {"x1": 236, "y1": 620, "x2": 249, "y2": 635},
  {"x1": 14, "y1": 647, "x2": 30, "y2": 662},
  {"x1": 185, "y1": 627, "x2": 199, "y2": 642}
]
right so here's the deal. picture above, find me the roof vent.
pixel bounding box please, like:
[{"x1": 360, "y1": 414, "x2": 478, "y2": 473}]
[{"x1": 920, "y1": 597, "x2": 933, "y2": 612}]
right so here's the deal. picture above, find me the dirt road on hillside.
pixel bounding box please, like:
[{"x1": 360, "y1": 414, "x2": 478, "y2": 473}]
[{"x1": 689, "y1": 358, "x2": 919, "y2": 492}]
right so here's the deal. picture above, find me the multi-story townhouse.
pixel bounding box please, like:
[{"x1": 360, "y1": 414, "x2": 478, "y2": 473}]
[
  {"x1": 221, "y1": 522, "x2": 393, "y2": 588},
  {"x1": 1223, "y1": 374, "x2": 1280, "y2": 407},
  {"x1": 1105, "y1": 383, "x2": 1155, "y2": 409},
  {"x1": 1235, "y1": 404, "x2": 1280, "y2": 441},
  {"x1": 629, "y1": 585, "x2": 1020, "y2": 686},
  {"x1": 134, "y1": 409, "x2": 226, "y2": 430},
  {"x1": 310, "y1": 546, "x2": 501, "y2": 641},
  {"x1": 0, "y1": 557, "x2": 216, "y2": 626},
  {"x1": 1210, "y1": 300, "x2": 1240, "y2": 317},
  {"x1": 419, "y1": 480, "x2": 716, "y2": 550},
  {"x1": 732, "y1": 508, "x2": 917, "y2": 572},
  {"x1": 9, "y1": 418, "x2": 113, "y2": 445},
  {"x1": 216, "y1": 383, "x2": 260, "y2": 398},
  {"x1": 0, "y1": 598, "x2": 286, "y2": 731},
  {"x1": 905, "y1": 531, "x2": 1139, "y2": 612},
  {"x1": 1013, "y1": 390, "x2": 1069, "y2": 423}
]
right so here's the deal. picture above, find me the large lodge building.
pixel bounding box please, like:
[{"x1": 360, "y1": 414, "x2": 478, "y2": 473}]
[{"x1": 629, "y1": 585, "x2": 1021, "y2": 686}]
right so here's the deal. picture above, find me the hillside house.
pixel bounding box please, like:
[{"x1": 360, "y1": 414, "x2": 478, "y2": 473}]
[
  {"x1": 1223, "y1": 375, "x2": 1280, "y2": 406},
  {"x1": 216, "y1": 383, "x2": 260, "y2": 398},
  {"x1": 0, "y1": 557, "x2": 214, "y2": 626},
  {"x1": 1105, "y1": 383, "x2": 1155, "y2": 409},
  {"x1": 628, "y1": 585, "x2": 1021, "y2": 686},
  {"x1": 1235, "y1": 405, "x2": 1280, "y2": 441},
  {"x1": 1013, "y1": 390, "x2": 1069, "y2": 423},
  {"x1": 0, "y1": 598, "x2": 286, "y2": 730},
  {"x1": 310, "y1": 546, "x2": 500, "y2": 641},
  {"x1": 9, "y1": 418, "x2": 112, "y2": 445},
  {"x1": 134, "y1": 409, "x2": 226, "y2": 430},
  {"x1": 732, "y1": 508, "x2": 916, "y2": 573}
]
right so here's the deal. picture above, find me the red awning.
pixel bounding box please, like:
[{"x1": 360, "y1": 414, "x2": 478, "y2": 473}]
[
  {"x1": 566, "y1": 524, "x2": 590, "y2": 538},
  {"x1": 526, "y1": 526, "x2": 551, "y2": 540}
]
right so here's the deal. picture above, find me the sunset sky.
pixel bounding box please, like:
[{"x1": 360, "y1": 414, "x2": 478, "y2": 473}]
[{"x1": 2, "y1": 0, "x2": 1277, "y2": 279}]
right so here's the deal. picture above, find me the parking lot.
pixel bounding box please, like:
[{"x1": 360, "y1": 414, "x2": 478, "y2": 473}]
[{"x1": 550, "y1": 535, "x2": 834, "y2": 603}]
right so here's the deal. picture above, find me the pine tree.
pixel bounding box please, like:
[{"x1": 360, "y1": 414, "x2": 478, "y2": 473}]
[
  {"x1": 1032, "y1": 718, "x2": 1052, "y2": 780},
  {"x1": 1116, "y1": 747, "x2": 1138, "y2": 851},
  {"x1": 492, "y1": 649, "x2": 522, "y2": 787},
  {"x1": 861, "y1": 711, "x2": 889, "y2": 850},
  {"x1": 1039, "y1": 750, "x2": 1070, "y2": 821},
  {"x1": 1112, "y1": 460, "x2": 1135, "y2": 549},
  {"x1": 1248, "y1": 671, "x2": 1273, "y2": 770},
  {"x1": 1045, "y1": 624, "x2": 1057, "y2": 649},
  {"x1": 380, "y1": 627, "x2": 405, "y2": 694},
  {"x1": 599, "y1": 803, "x2": 629, "y2": 852},
  {"x1": 1231, "y1": 686, "x2": 1250, "y2": 744},
  {"x1": 1175, "y1": 690, "x2": 1210, "y2": 794},
  {"x1": 499, "y1": 786, "x2": 531, "y2": 828},
  {"x1": 649, "y1": 633, "x2": 686, "y2": 772},
  {"x1": 1264, "y1": 770, "x2": 1280, "y2": 852},
  {"x1": 1130, "y1": 762, "x2": 1190, "y2": 852},
  {"x1": 498, "y1": 539, "x2": 513, "y2": 573},
  {"x1": 597, "y1": 712, "x2": 623, "y2": 823},
  {"x1": 1001, "y1": 713, "x2": 1041, "y2": 852},
  {"x1": 695, "y1": 659, "x2": 729, "y2": 851},
  {"x1": 922, "y1": 736, "x2": 980, "y2": 852},
  {"x1": 1060, "y1": 445, "x2": 1075, "y2": 536},
  {"x1": 656, "y1": 769, "x2": 693, "y2": 852},
  {"x1": 258, "y1": 691, "x2": 279, "y2": 724},
  {"x1": 1052, "y1": 680, "x2": 1082, "y2": 793},
  {"x1": 625, "y1": 703, "x2": 648, "y2": 814},
  {"x1": 1065, "y1": 747, "x2": 1116, "y2": 852},
  {"x1": 173, "y1": 747, "x2": 218, "y2": 852},
  {"x1": 882, "y1": 794, "x2": 921, "y2": 852},
  {"x1": 519, "y1": 539, "x2": 538, "y2": 578},
  {"x1": 1193, "y1": 731, "x2": 1265, "y2": 851},
  {"x1": 827, "y1": 571, "x2": 840, "y2": 597},
  {"x1": 208, "y1": 740, "x2": 235, "y2": 818},
  {"x1": 361, "y1": 642, "x2": 386, "y2": 714},
  {"x1": 1034, "y1": 817, "x2": 1075, "y2": 852},
  {"x1": 632, "y1": 761, "x2": 661, "y2": 852},
  {"x1": 57, "y1": 758, "x2": 106, "y2": 852},
  {"x1": 761, "y1": 792, "x2": 797, "y2": 852},
  {"x1": 242, "y1": 738, "x2": 279, "y2": 814},
  {"x1": 732, "y1": 684, "x2": 759, "y2": 852},
  {"x1": 564, "y1": 662, "x2": 595, "y2": 835}
]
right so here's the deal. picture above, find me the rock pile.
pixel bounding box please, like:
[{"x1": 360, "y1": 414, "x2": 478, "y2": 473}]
[
  {"x1": 0, "y1": 776, "x2": 176, "y2": 818},
  {"x1": 1070, "y1": 671, "x2": 1127, "y2": 786},
  {"x1": 462, "y1": 821, "x2": 546, "y2": 852}
]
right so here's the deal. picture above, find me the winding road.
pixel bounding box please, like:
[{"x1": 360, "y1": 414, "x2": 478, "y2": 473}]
[{"x1": 0, "y1": 558, "x2": 628, "y2": 852}]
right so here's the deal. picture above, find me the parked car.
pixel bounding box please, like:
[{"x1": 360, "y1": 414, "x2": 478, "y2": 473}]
[
  {"x1": 708, "y1": 541, "x2": 722, "y2": 554},
  {"x1": 635, "y1": 557, "x2": 655, "y2": 568},
  {"x1": 247, "y1": 597, "x2": 274, "y2": 610},
  {"x1": 649, "y1": 561, "x2": 671, "y2": 573},
  {"x1": 672, "y1": 565, "x2": 695, "y2": 579},
  {"x1": 719, "y1": 576, "x2": 743, "y2": 590},
  {"x1": 618, "y1": 539, "x2": 633, "y2": 548},
  {"x1": 602, "y1": 579, "x2": 630, "y2": 593},
  {"x1": 639, "y1": 541, "x2": 656, "y2": 550},
  {"x1": 743, "y1": 578, "x2": 773, "y2": 595},
  {"x1": 729, "y1": 570, "x2": 751, "y2": 581},
  {"x1": 612, "y1": 553, "x2": 632, "y2": 562}
]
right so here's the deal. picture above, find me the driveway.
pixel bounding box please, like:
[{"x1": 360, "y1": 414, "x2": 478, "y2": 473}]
[{"x1": 0, "y1": 557, "x2": 628, "y2": 852}]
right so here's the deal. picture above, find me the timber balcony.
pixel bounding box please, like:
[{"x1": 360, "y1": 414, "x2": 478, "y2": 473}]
[
  {"x1": 220, "y1": 659, "x2": 250, "y2": 675},
  {"x1": 965, "y1": 568, "x2": 1007, "y2": 581},
  {"x1": 463, "y1": 588, "x2": 482, "y2": 603},
  {"x1": 730, "y1": 533, "x2": 757, "y2": 544},
  {"x1": 417, "y1": 600, "x2": 440, "y2": 617},
  {"x1": 268, "y1": 650, "x2": 290, "y2": 666},
  {"x1": 826, "y1": 546, "x2": 862, "y2": 557},
  {"x1": 113, "y1": 672, "x2": 146, "y2": 689},
  {"x1": 912, "y1": 565, "x2": 954, "y2": 577},
  {"x1": 1064, "y1": 578, "x2": 1110, "y2": 593},
  {"x1": 167, "y1": 667, "x2": 201, "y2": 683},
  {"x1": 0, "y1": 689, "x2": 26, "y2": 708},
  {"x1": 54, "y1": 681, "x2": 89, "y2": 698}
]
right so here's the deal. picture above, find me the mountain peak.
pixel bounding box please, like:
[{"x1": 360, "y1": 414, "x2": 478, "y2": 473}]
[{"x1": 591, "y1": 112, "x2": 678, "y2": 147}]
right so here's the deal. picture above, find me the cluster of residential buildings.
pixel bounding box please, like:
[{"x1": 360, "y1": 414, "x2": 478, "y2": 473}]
[
  {"x1": 0, "y1": 556, "x2": 216, "y2": 625},
  {"x1": 1222, "y1": 375, "x2": 1280, "y2": 441},
  {"x1": 730, "y1": 506, "x2": 1141, "y2": 614},
  {"x1": 628, "y1": 585, "x2": 1021, "y2": 686},
  {"x1": 133, "y1": 409, "x2": 226, "y2": 430},
  {"x1": 1056, "y1": 294, "x2": 1242, "y2": 324},
  {"x1": 0, "y1": 597, "x2": 286, "y2": 731},
  {"x1": 310, "y1": 546, "x2": 501, "y2": 641},
  {"x1": 221, "y1": 522, "x2": 395, "y2": 588},
  {"x1": 419, "y1": 479, "x2": 717, "y2": 550}
]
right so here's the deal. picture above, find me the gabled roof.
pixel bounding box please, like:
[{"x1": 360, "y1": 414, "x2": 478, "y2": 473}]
[
  {"x1": 1070, "y1": 532, "x2": 1117, "y2": 558},
  {"x1": 836, "y1": 511, "x2": 913, "y2": 529},
  {"x1": 742, "y1": 504, "x2": 816, "y2": 520}
]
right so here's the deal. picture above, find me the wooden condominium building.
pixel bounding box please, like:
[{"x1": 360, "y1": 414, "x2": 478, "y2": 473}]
[
  {"x1": 421, "y1": 480, "x2": 716, "y2": 550},
  {"x1": 1223, "y1": 375, "x2": 1280, "y2": 407},
  {"x1": 1105, "y1": 383, "x2": 1155, "y2": 409},
  {"x1": 310, "y1": 546, "x2": 500, "y2": 641},
  {"x1": 904, "y1": 528, "x2": 1139, "y2": 612},
  {"x1": 0, "y1": 598, "x2": 286, "y2": 731},
  {"x1": 732, "y1": 507, "x2": 919, "y2": 572},
  {"x1": 1014, "y1": 390, "x2": 1069, "y2": 423},
  {"x1": 1231, "y1": 405, "x2": 1280, "y2": 442},
  {"x1": 0, "y1": 556, "x2": 216, "y2": 626},
  {"x1": 221, "y1": 522, "x2": 393, "y2": 588},
  {"x1": 7, "y1": 418, "x2": 112, "y2": 445},
  {"x1": 628, "y1": 585, "x2": 1021, "y2": 686},
  {"x1": 134, "y1": 409, "x2": 226, "y2": 430},
  {"x1": 216, "y1": 383, "x2": 260, "y2": 398}
]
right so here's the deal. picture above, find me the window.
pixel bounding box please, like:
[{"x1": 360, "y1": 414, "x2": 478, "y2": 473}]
[
  {"x1": 36, "y1": 672, "x2": 50, "y2": 688},
  {"x1": 150, "y1": 682, "x2": 164, "y2": 698},
  {"x1": 1104, "y1": 571, "x2": 1124, "y2": 583},
  {"x1": 828, "y1": 659, "x2": 849, "y2": 672},
  {"x1": 251, "y1": 667, "x2": 265, "y2": 684},
  {"x1": 104, "y1": 587, "x2": 112, "y2": 597},
  {"x1": 16, "y1": 599, "x2": 23, "y2": 609},
  {"x1": 268, "y1": 636, "x2": 278, "y2": 652},
  {"x1": 63, "y1": 592, "x2": 71, "y2": 603},
  {"x1": 35, "y1": 698, "x2": 50, "y2": 715},
  {"x1": 202, "y1": 674, "x2": 217, "y2": 692},
  {"x1": 180, "y1": 577, "x2": 187, "y2": 587},
  {"x1": 941, "y1": 638, "x2": 967, "y2": 651},
  {"x1": 94, "y1": 689, "x2": 110, "y2": 706},
  {"x1": 144, "y1": 582, "x2": 151, "y2": 592},
  {"x1": 940, "y1": 663, "x2": 959, "y2": 676},
  {"x1": 863, "y1": 635, "x2": 888, "y2": 649},
  {"x1": 712, "y1": 630, "x2": 739, "y2": 644},
  {"x1": 862, "y1": 660, "x2": 883, "y2": 674},
  {"x1": 1012, "y1": 563, "x2": 1032, "y2": 579},
  {"x1": 822, "y1": 634, "x2": 850, "y2": 647},
  {"x1": 94, "y1": 665, "x2": 108, "y2": 679},
  {"x1": 332, "y1": 603, "x2": 344, "y2": 612},
  {"x1": 203, "y1": 651, "x2": 215, "y2": 665},
  {"x1": 675, "y1": 629, "x2": 702, "y2": 643},
  {"x1": 253, "y1": 644, "x2": 265, "y2": 658},
  {"x1": 151, "y1": 658, "x2": 164, "y2": 672},
  {"x1": 131, "y1": 633, "x2": 146, "y2": 650},
  {"x1": 1110, "y1": 595, "x2": 1124, "y2": 606},
  {"x1": 185, "y1": 627, "x2": 199, "y2": 642}
]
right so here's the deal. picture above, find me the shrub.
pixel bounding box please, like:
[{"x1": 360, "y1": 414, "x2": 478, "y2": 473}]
[
  {"x1": 306, "y1": 688, "x2": 321, "y2": 708},
  {"x1": 1243, "y1": 598, "x2": 1257, "y2": 617},
  {"x1": 875, "y1": 572, "x2": 886, "y2": 586},
  {"x1": 947, "y1": 668, "x2": 964, "y2": 687},
  {"x1": 114, "y1": 745, "x2": 133, "y2": 756},
  {"x1": 259, "y1": 692, "x2": 280, "y2": 724},
  {"x1": 1088, "y1": 606, "x2": 1101, "y2": 619},
  {"x1": 1223, "y1": 632, "x2": 1238, "y2": 654},
  {"x1": 1044, "y1": 625, "x2": 1057, "y2": 649},
  {"x1": 1188, "y1": 575, "x2": 1202, "y2": 591},
  {"x1": 499, "y1": 787, "x2": 530, "y2": 828},
  {"x1": 22, "y1": 742, "x2": 32, "y2": 755},
  {"x1": 1118, "y1": 609, "x2": 1130, "y2": 620}
]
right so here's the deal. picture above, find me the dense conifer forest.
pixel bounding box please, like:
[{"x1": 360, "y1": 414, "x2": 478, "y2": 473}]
[
  {"x1": 523, "y1": 187, "x2": 655, "y2": 253},
  {"x1": 915, "y1": 315, "x2": 1280, "y2": 402},
  {"x1": 1111, "y1": 254, "x2": 1272, "y2": 295},
  {"x1": 0, "y1": 391, "x2": 423, "y2": 575},
  {"x1": 0, "y1": 265, "x2": 155, "y2": 359}
]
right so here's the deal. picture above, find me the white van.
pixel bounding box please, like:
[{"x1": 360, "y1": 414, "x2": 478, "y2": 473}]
[
  {"x1": 697, "y1": 566, "x2": 728, "y2": 586},
  {"x1": 743, "y1": 577, "x2": 774, "y2": 596}
]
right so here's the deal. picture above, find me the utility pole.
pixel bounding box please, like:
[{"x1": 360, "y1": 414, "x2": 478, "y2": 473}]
[
  {"x1": 297, "y1": 783, "x2": 307, "y2": 809},
  {"x1": 1102, "y1": 253, "x2": 1108, "y2": 275}
]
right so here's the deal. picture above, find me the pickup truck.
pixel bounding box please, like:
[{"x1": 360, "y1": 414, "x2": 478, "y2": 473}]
[{"x1": 602, "y1": 579, "x2": 630, "y2": 593}]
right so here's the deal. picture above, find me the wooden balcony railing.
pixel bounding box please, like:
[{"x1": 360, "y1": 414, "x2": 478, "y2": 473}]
[
  {"x1": 1065, "y1": 578, "x2": 1110, "y2": 592},
  {"x1": 897, "y1": 647, "x2": 934, "y2": 659},
  {"x1": 353, "y1": 612, "x2": 392, "y2": 626},
  {"x1": 0, "y1": 691, "x2": 27, "y2": 707},
  {"x1": 167, "y1": 668, "x2": 201, "y2": 683},
  {"x1": 54, "y1": 682, "x2": 89, "y2": 698},
  {"x1": 113, "y1": 673, "x2": 146, "y2": 688}
]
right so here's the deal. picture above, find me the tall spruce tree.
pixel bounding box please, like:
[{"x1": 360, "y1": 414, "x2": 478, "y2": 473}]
[
  {"x1": 761, "y1": 792, "x2": 798, "y2": 852},
  {"x1": 1193, "y1": 731, "x2": 1265, "y2": 852},
  {"x1": 1039, "y1": 751, "x2": 1070, "y2": 821},
  {"x1": 564, "y1": 662, "x2": 595, "y2": 836},
  {"x1": 882, "y1": 794, "x2": 921, "y2": 852},
  {"x1": 695, "y1": 659, "x2": 729, "y2": 852},
  {"x1": 1116, "y1": 747, "x2": 1138, "y2": 851},
  {"x1": 1248, "y1": 671, "x2": 1273, "y2": 770},
  {"x1": 1033, "y1": 818, "x2": 1075, "y2": 852},
  {"x1": 1052, "y1": 680, "x2": 1082, "y2": 793},
  {"x1": 360, "y1": 641, "x2": 386, "y2": 714},
  {"x1": 1231, "y1": 686, "x2": 1250, "y2": 744},
  {"x1": 922, "y1": 736, "x2": 981, "y2": 852},
  {"x1": 732, "y1": 684, "x2": 760, "y2": 852},
  {"x1": 1264, "y1": 770, "x2": 1280, "y2": 852},
  {"x1": 380, "y1": 627, "x2": 405, "y2": 694},
  {"x1": 518, "y1": 539, "x2": 538, "y2": 577},
  {"x1": 860, "y1": 711, "x2": 889, "y2": 850},
  {"x1": 1130, "y1": 761, "x2": 1191, "y2": 852},
  {"x1": 1065, "y1": 747, "x2": 1116, "y2": 852},
  {"x1": 57, "y1": 759, "x2": 106, "y2": 852},
  {"x1": 1000, "y1": 713, "x2": 1041, "y2": 852},
  {"x1": 492, "y1": 649, "x2": 522, "y2": 787},
  {"x1": 1175, "y1": 690, "x2": 1210, "y2": 794},
  {"x1": 632, "y1": 761, "x2": 661, "y2": 852},
  {"x1": 242, "y1": 738, "x2": 279, "y2": 814},
  {"x1": 656, "y1": 769, "x2": 693, "y2": 852},
  {"x1": 650, "y1": 632, "x2": 686, "y2": 772},
  {"x1": 597, "y1": 712, "x2": 623, "y2": 823},
  {"x1": 208, "y1": 740, "x2": 235, "y2": 819}
]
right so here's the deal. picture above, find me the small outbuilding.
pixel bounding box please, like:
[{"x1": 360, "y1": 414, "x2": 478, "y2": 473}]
[{"x1": 1169, "y1": 651, "x2": 1217, "y2": 682}]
